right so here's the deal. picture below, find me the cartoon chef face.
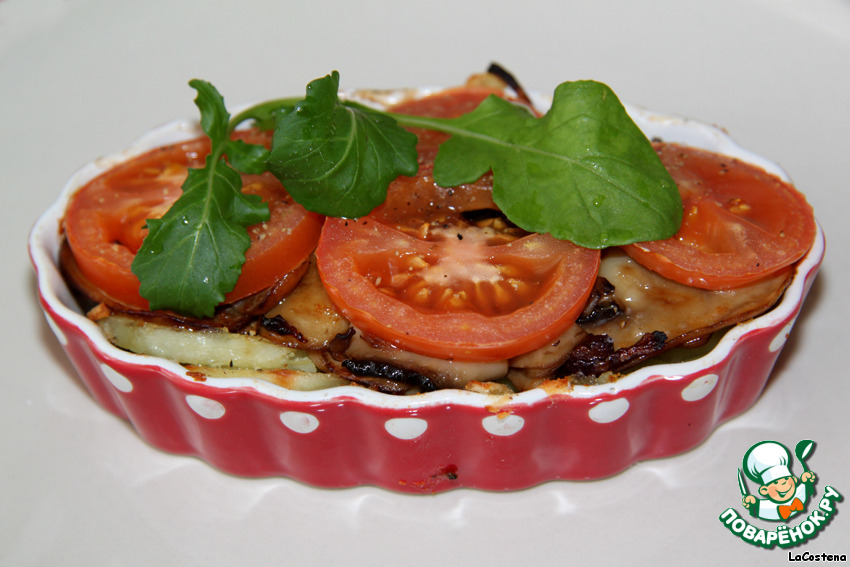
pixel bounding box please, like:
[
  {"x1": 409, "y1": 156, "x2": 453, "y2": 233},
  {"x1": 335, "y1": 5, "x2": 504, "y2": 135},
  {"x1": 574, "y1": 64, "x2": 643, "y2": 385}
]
[
  {"x1": 759, "y1": 474, "x2": 799, "y2": 503},
  {"x1": 743, "y1": 441, "x2": 795, "y2": 490}
]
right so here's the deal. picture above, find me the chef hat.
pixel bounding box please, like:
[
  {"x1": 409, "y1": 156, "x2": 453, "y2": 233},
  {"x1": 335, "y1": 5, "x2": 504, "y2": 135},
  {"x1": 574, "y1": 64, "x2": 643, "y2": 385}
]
[{"x1": 744, "y1": 441, "x2": 793, "y2": 485}]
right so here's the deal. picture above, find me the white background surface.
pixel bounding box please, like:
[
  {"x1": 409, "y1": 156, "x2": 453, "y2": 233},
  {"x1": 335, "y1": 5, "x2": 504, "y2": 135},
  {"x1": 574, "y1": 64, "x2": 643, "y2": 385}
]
[{"x1": 2, "y1": 0, "x2": 849, "y2": 565}]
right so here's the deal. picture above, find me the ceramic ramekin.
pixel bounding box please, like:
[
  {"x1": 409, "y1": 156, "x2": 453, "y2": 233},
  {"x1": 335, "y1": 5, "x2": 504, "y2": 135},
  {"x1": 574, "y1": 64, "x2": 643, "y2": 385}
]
[{"x1": 29, "y1": 90, "x2": 824, "y2": 492}]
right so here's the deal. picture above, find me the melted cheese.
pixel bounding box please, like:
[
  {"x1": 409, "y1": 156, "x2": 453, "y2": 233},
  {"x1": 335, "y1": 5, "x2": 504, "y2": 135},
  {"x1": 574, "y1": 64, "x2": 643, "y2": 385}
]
[{"x1": 585, "y1": 250, "x2": 790, "y2": 349}]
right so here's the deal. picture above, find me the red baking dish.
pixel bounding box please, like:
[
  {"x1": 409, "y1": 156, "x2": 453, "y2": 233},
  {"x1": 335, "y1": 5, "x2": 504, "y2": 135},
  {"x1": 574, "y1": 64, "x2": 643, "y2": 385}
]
[{"x1": 29, "y1": 89, "x2": 824, "y2": 492}]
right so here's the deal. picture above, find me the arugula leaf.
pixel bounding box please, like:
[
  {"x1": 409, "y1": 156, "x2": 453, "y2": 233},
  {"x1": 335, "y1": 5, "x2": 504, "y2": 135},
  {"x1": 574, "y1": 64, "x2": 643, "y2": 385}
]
[
  {"x1": 265, "y1": 71, "x2": 419, "y2": 217},
  {"x1": 393, "y1": 81, "x2": 682, "y2": 248},
  {"x1": 229, "y1": 96, "x2": 300, "y2": 132},
  {"x1": 131, "y1": 80, "x2": 270, "y2": 317},
  {"x1": 226, "y1": 138, "x2": 271, "y2": 175}
]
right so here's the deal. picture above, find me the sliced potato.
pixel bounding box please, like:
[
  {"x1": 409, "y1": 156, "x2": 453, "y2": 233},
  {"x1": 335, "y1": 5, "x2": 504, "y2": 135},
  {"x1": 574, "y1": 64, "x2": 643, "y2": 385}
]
[
  {"x1": 184, "y1": 365, "x2": 349, "y2": 391},
  {"x1": 97, "y1": 314, "x2": 317, "y2": 372}
]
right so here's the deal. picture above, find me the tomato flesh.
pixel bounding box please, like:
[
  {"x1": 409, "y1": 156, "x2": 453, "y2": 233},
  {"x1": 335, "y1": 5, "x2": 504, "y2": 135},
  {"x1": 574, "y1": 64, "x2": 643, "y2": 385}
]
[
  {"x1": 63, "y1": 131, "x2": 323, "y2": 311},
  {"x1": 623, "y1": 143, "x2": 816, "y2": 289},
  {"x1": 365, "y1": 222, "x2": 562, "y2": 316}
]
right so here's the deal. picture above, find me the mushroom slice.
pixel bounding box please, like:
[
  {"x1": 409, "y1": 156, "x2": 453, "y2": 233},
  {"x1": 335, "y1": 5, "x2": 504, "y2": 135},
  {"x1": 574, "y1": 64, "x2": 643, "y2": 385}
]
[{"x1": 318, "y1": 328, "x2": 510, "y2": 393}]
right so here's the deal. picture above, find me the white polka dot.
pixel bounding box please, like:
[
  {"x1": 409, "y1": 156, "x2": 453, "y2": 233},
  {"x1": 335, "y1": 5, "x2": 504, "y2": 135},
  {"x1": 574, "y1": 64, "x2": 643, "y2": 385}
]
[
  {"x1": 588, "y1": 398, "x2": 629, "y2": 424},
  {"x1": 384, "y1": 417, "x2": 428, "y2": 440},
  {"x1": 185, "y1": 395, "x2": 225, "y2": 420},
  {"x1": 280, "y1": 411, "x2": 320, "y2": 434},
  {"x1": 682, "y1": 374, "x2": 719, "y2": 402},
  {"x1": 101, "y1": 364, "x2": 133, "y2": 393},
  {"x1": 770, "y1": 319, "x2": 796, "y2": 352},
  {"x1": 482, "y1": 414, "x2": 525, "y2": 436},
  {"x1": 46, "y1": 316, "x2": 67, "y2": 346}
]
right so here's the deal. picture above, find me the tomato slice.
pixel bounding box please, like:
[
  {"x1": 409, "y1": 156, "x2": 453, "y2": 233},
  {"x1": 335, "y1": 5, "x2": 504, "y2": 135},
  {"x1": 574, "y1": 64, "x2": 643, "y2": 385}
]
[
  {"x1": 313, "y1": 85, "x2": 598, "y2": 362},
  {"x1": 63, "y1": 131, "x2": 324, "y2": 311},
  {"x1": 316, "y1": 215, "x2": 599, "y2": 362},
  {"x1": 623, "y1": 143, "x2": 816, "y2": 289}
]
